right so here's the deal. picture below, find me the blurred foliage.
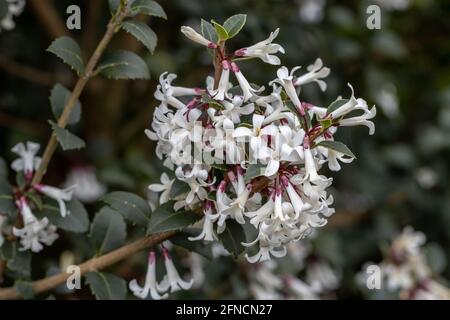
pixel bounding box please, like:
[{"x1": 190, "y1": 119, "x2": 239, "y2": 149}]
[{"x1": 0, "y1": 0, "x2": 449, "y2": 299}]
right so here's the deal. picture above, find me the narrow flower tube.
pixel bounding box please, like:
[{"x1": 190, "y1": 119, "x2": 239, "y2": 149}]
[
  {"x1": 230, "y1": 62, "x2": 258, "y2": 102},
  {"x1": 181, "y1": 26, "x2": 217, "y2": 48},
  {"x1": 159, "y1": 246, "x2": 194, "y2": 293},
  {"x1": 211, "y1": 60, "x2": 231, "y2": 101},
  {"x1": 34, "y1": 184, "x2": 76, "y2": 217}
]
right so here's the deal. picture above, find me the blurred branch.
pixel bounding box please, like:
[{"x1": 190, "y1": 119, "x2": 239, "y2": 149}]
[
  {"x1": 31, "y1": 5, "x2": 129, "y2": 185},
  {"x1": 0, "y1": 231, "x2": 177, "y2": 300},
  {"x1": 28, "y1": 0, "x2": 68, "y2": 39},
  {"x1": 81, "y1": 0, "x2": 104, "y2": 56},
  {"x1": 0, "y1": 54, "x2": 72, "y2": 87},
  {"x1": 0, "y1": 110, "x2": 48, "y2": 136}
]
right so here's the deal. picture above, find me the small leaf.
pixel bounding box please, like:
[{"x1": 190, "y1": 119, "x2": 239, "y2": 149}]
[
  {"x1": 130, "y1": 0, "x2": 167, "y2": 19},
  {"x1": 170, "y1": 230, "x2": 213, "y2": 259},
  {"x1": 15, "y1": 281, "x2": 34, "y2": 300},
  {"x1": 85, "y1": 272, "x2": 126, "y2": 300},
  {"x1": 121, "y1": 20, "x2": 157, "y2": 54},
  {"x1": 211, "y1": 20, "x2": 229, "y2": 41},
  {"x1": 326, "y1": 99, "x2": 349, "y2": 115},
  {"x1": 97, "y1": 50, "x2": 150, "y2": 80},
  {"x1": 0, "y1": 179, "x2": 15, "y2": 216},
  {"x1": 146, "y1": 202, "x2": 201, "y2": 235},
  {"x1": 50, "y1": 121, "x2": 86, "y2": 150},
  {"x1": 201, "y1": 19, "x2": 218, "y2": 44},
  {"x1": 50, "y1": 84, "x2": 82, "y2": 125},
  {"x1": 223, "y1": 14, "x2": 247, "y2": 38},
  {"x1": 217, "y1": 220, "x2": 246, "y2": 258},
  {"x1": 90, "y1": 207, "x2": 127, "y2": 255},
  {"x1": 101, "y1": 191, "x2": 150, "y2": 226},
  {"x1": 244, "y1": 163, "x2": 265, "y2": 181},
  {"x1": 47, "y1": 37, "x2": 85, "y2": 75},
  {"x1": 169, "y1": 179, "x2": 190, "y2": 199},
  {"x1": 37, "y1": 199, "x2": 89, "y2": 233},
  {"x1": 316, "y1": 140, "x2": 356, "y2": 158}
]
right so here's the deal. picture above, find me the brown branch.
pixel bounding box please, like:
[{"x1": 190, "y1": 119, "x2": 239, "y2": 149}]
[
  {"x1": 0, "y1": 54, "x2": 72, "y2": 87},
  {"x1": 28, "y1": 0, "x2": 68, "y2": 39},
  {"x1": 0, "y1": 231, "x2": 177, "y2": 300},
  {"x1": 31, "y1": 6, "x2": 129, "y2": 185}
]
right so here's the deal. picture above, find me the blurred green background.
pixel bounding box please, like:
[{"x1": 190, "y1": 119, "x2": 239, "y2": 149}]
[{"x1": 0, "y1": 0, "x2": 449, "y2": 299}]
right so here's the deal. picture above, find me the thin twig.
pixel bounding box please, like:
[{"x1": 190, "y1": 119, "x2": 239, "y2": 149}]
[
  {"x1": 31, "y1": 6, "x2": 128, "y2": 185},
  {"x1": 0, "y1": 231, "x2": 177, "y2": 300}
]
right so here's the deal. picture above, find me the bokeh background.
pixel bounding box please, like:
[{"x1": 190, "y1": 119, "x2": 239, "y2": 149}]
[{"x1": 0, "y1": 0, "x2": 449, "y2": 299}]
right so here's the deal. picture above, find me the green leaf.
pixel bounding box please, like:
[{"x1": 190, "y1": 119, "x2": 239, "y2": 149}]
[
  {"x1": 326, "y1": 99, "x2": 349, "y2": 115},
  {"x1": 170, "y1": 229, "x2": 213, "y2": 259},
  {"x1": 47, "y1": 37, "x2": 85, "y2": 75},
  {"x1": 217, "y1": 220, "x2": 246, "y2": 258},
  {"x1": 0, "y1": 179, "x2": 15, "y2": 216},
  {"x1": 7, "y1": 243, "x2": 31, "y2": 279},
  {"x1": 24, "y1": 191, "x2": 43, "y2": 211},
  {"x1": 223, "y1": 14, "x2": 247, "y2": 38},
  {"x1": 201, "y1": 19, "x2": 218, "y2": 44},
  {"x1": 50, "y1": 84, "x2": 82, "y2": 125},
  {"x1": 146, "y1": 202, "x2": 201, "y2": 235},
  {"x1": 15, "y1": 171, "x2": 26, "y2": 190},
  {"x1": 121, "y1": 20, "x2": 157, "y2": 54},
  {"x1": 90, "y1": 207, "x2": 127, "y2": 255},
  {"x1": 97, "y1": 50, "x2": 150, "y2": 80},
  {"x1": 211, "y1": 20, "x2": 229, "y2": 41},
  {"x1": 101, "y1": 191, "x2": 150, "y2": 226},
  {"x1": 15, "y1": 281, "x2": 35, "y2": 300},
  {"x1": 244, "y1": 163, "x2": 265, "y2": 181},
  {"x1": 85, "y1": 272, "x2": 126, "y2": 300},
  {"x1": 0, "y1": 157, "x2": 7, "y2": 178},
  {"x1": 50, "y1": 121, "x2": 86, "y2": 151},
  {"x1": 130, "y1": 0, "x2": 167, "y2": 19},
  {"x1": 169, "y1": 179, "x2": 190, "y2": 199},
  {"x1": 37, "y1": 199, "x2": 89, "y2": 233},
  {"x1": 316, "y1": 140, "x2": 356, "y2": 158},
  {"x1": 201, "y1": 93, "x2": 223, "y2": 109}
]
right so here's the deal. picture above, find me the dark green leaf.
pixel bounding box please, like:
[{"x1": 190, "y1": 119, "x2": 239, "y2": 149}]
[
  {"x1": 244, "y1": 163, "x2": 265, "y2": 181},
  {"x1": 7, "y1": 243, "x2": 31, "y2": 279},
  {"x1": 97, "y1": 50, "x2": 150, "y2": 80},
  {"x1": 37, "y1": 199, "x2": 89, "y2": 233},
  {"x1": 170, "y1": 229, "x2": 213, "y2": 259},
  {"x1": 50, "y1": 84, "x2": 82, "y2": 125},
  {"x1": 130, "y1": 0, "x2": 167, "y2": 19},
  {"x1": 47, "y1": 37, "x2": 85, "y2": 75},
  {"x1": 121, "y1": 20, "x2": 157, "y2": 54},
  {"x1": 211, "y1": 20, "x2": 229, "y2": 41},
  {"x1": 50, "y1": 121, "x2": 86, "y2": 150},
  {"x1": 223, "y1": 14, "x2": 247, "y2": 38},
  {"x1": 169, "y1": 179, "x2": 190, "y2": 198},
  {"x1": 316, "y1": 140, "x2": 356, "y2": 158},
  {"x1": 85, "y1": 271, "x2": 126, "y2": 300},
  {"x1": 146, "y1": 202, "x2": 201, "y2": 235},
  {"x1": 0, "y1": 179, "x2": 15, "y2": 216},
  {"x1": 201, "y1": 19, "x2": 218, "y2": 44},
  {"x1": 217, "y1": 220, "x2": 246, "y2": 258},
  {"x1": 101, "y1": 191, "x2": 150, "y2": 226},
  {"x1": 90, "y1": 207, "x2": 127, "y2": 255}
]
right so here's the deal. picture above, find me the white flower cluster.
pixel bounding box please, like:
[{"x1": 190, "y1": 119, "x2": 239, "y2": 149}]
[
  {"x1": 2, "y1": 142, "x2": 76, "y2": 252},
  {"x1": 147, "y1": 26, "x2": 376, "y2": 264},
  {"x1": 364, "y1": 227, "x2": 450, "y2": 300},
  {"x1": 0, "y1": 0, "x2": 25, "y2": 32}
]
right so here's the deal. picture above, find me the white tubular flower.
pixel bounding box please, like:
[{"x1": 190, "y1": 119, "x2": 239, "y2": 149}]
[
  {"x1": 303, "y1": 139, "x2": 331, "y2": 185},
  {"x1": 222, "y1": 184, "x2": 252, "y2": 225},
  {"x1": 63, "y1": 166, "x2": 106, "y2": 203},
  {"x1": 11, "y1": 141, "x2": 41, "y2": 180},
  {"x1": 273, "y1": 66, "x2": 305, "y2": 115},
  {"x1": 243, "y1": 233, "x2": 287, "y2": 263},
  {"x1": 159, "y1": 246, "x2": 194, "y2": 293},
  {"x1": 181, "y1": 26, "x2": 217, "y2": 49},
  {"x1": 211, "y1": 60, "x2": 231, "y2": 101},
  {"x1": 293, "y1": 58, "x2": 330, "y2": 91},
  {"x1": 338, "y1": 106, "x2": 377, "y2": 135},
  {"x1": 129, "y1": 251, "x2": 169, "y2": 300},
  {"x1": 0, "y1": 0, "x2": 25, "y2": 31},
  {"x1": 245, "y1": 197, "x2": 275, "y2": 227},
  {"x1": 234, "y1": 28, "x2": 285, "y2": 65},
  {"x1": 221, "y1": 96, "x2": 254, "y2": 124},
  {"x1": 13, "y1": 197, "x2": 58, "y2": 252},
  {"x1": 230, "y1": 62, "x2": 260, "y2": 102},
  {"x1": 306, "y1": 261, "x2": 340, "y2": 292},
  {"x1": 328, "y1": 84, "x2": 371, "y2": 119},
  {"x1": 188, "y1": 201, "x2": 218, "y2": 242},
  {"x1": 155, "y1": 73, "x2": 201, "y2": 112},
  {"x1": 148, "y1": 173, "x2": 174, "y2": 205},
  {"x1": 284, "y1": 275, "x2": 319, "y2": 300},
  {"x1": 281, "y1": 176, "x2": 310, "y2": 217},
  {"x1": 34, "y1": 184, "x2": 76, "y2": 217}
]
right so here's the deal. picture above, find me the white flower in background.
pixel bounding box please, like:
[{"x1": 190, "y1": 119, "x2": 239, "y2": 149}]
[
  {"x1": 298, "y1": 0, "x2": 326, "y2": 24},
  {"x1": 234, "y1": 28, "x2": 285, "y2": 65},
  {"x1": 11, "y1": 141, "x2": 41, "y2": 180},
  {"x1": 284, "y1": 275, "x2": 319, "y2": 299},
  {"x1": 149, "y1": 172, "x2": 174, "y2": 205},
  {"x1": 129, "y1": 251, "x2": 169, "y2": 300},
  {"x1": 181, "y1": 26, "x2": 218, "y2": 48},
  {"x1": 0, "y1": 0, "x2": 26, "y2": 32},
  {"x1": 13, "y1": 197, "x2": 58, "y2": 252},
  {"x1": 34, "y1": 184, "x2": 76, "y2": 217},
  {"x1": 293, "y1": 58, "x2": 330, "y2": 91},
  {"x1": 63, "y1": 166, "x2": 106, "y2": 203},
  {"x1": 306, "y1": 261, "x2": 340, "y2": 292},
  {"x1": 414, "y1": 167, "x2": 438, "y2": 189},
  {"x1": 159, "y1": 246, "x2": 194, "y2": 293}
]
